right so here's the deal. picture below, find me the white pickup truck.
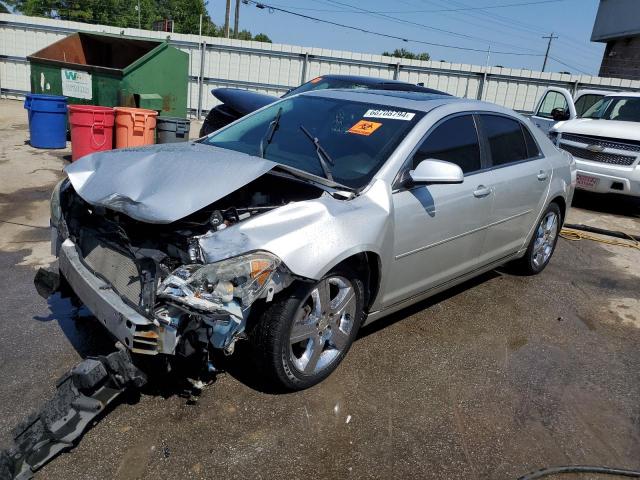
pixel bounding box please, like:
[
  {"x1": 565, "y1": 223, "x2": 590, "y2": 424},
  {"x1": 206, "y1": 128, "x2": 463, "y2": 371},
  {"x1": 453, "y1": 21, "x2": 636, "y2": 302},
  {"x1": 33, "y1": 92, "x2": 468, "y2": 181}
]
[
  {"x1": 530, "y1": 87, "x2": 615, "y2": 133},
  {"x1": 544, "y1": 91, "x2": 640, "y2": 198}
]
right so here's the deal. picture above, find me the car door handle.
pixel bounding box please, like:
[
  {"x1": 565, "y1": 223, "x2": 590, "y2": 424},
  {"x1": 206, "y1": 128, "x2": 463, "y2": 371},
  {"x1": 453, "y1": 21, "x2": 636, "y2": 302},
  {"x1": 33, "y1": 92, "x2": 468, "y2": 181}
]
[
  {"x1": 473, "y1": 185, "x2": 491, "y2": 198},
  {"x1": 537, "y1": 171, "x2": 549, "y2": 181}
]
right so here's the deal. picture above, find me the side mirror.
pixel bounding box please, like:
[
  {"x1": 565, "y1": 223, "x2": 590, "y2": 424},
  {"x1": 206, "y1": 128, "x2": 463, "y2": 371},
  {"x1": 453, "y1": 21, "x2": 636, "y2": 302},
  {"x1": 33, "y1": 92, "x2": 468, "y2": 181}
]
[
  {"x1": 551, "y1": 107, "x2": 570, "y2": 121},
  {"x1": 409, "y1": 159, "x2": 464, "y2": 185}
]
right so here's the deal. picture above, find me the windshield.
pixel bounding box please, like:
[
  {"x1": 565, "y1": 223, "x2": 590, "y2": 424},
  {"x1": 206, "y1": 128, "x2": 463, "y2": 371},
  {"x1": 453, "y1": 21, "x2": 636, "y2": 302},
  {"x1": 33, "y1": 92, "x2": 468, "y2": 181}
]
[
  {"x1": 203, "y1": 95, "x2": 423, "y2": 188},
  {"x1": 582, "y1": 96, "x2": 640, "y2": 122},
  {"x1": 283, "y1": 77, "x2": 373, "y2": 97}
]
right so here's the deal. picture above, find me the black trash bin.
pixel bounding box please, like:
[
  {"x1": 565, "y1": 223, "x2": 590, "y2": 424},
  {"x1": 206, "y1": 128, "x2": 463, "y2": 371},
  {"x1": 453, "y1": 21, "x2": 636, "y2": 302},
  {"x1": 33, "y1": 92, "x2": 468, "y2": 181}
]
[{"x1": 156, "y1": 116, "x2": 191, "y2": 143}]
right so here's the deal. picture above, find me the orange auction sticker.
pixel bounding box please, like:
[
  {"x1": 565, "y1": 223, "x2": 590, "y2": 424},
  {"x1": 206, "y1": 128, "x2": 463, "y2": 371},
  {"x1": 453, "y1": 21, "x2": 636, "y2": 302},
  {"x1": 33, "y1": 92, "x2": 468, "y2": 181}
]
[
  {"x1": 310, "y1": 77, "x2": 323, "y2": 83},
  {"x1": 347, "y1": 120, "x2": 382, "y2": 136}
]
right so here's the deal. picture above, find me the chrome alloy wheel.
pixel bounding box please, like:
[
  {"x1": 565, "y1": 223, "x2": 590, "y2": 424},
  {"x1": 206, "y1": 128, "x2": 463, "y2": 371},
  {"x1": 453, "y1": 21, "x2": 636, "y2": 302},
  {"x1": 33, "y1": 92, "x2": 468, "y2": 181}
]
[
  {"x1": 289, "y1": 276, "x2": 357, "y2": 375},
  {"x1": 532, "y1": 211, "x2": 559, "y2": 268}
]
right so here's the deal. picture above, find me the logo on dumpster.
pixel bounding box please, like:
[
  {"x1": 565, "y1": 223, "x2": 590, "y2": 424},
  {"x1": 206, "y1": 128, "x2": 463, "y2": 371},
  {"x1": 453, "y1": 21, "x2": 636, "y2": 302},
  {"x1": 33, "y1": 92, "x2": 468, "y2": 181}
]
[{"x1": 61, "y1": 69, "x2": 92, "y2": 100}]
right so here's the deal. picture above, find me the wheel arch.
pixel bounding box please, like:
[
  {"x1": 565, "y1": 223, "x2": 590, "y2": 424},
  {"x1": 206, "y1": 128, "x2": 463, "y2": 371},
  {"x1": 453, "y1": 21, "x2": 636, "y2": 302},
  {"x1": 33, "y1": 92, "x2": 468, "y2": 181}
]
[
  {"x1": 321, "y1": 250, "x2": 382, "y2": 313},
  {"x1": 549, "y1": 195, "x2": 567, "y2": 224}
]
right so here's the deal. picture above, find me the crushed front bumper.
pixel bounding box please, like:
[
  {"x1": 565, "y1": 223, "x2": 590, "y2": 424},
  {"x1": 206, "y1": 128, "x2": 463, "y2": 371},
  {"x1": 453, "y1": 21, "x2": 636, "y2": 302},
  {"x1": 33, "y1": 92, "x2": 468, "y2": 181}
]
[{"x1": 58, "y1": 238, "x2": 178, "y2": 355}]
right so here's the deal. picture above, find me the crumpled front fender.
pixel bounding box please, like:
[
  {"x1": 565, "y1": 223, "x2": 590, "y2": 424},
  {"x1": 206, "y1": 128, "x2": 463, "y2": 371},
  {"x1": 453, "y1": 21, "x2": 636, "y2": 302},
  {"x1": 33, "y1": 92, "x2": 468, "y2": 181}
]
[{"x1": 198, "y1": 180, "x2": 394, "y2": 282}]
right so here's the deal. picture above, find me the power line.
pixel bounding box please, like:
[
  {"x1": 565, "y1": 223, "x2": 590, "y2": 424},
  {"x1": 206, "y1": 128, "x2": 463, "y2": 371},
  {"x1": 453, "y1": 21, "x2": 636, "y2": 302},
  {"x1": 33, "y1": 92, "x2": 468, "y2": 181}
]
[
  {"x1": 321, "y1": 0, "x2": 541, "y2": 53},
  {"x1": 265, "y1": 0, "x2": 566, "y2": 14},
  {"x1": 549, "y1": 55, "x2": 592, "y2": 75},
  {"x1": 246, "y1": 1, "x2": 544, "y2": 56}
]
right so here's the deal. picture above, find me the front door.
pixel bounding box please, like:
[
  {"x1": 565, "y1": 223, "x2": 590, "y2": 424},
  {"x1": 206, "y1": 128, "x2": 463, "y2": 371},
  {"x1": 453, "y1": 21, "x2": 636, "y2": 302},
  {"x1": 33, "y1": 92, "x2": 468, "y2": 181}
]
[{"x1": 382, "y1": 114, "x2": 494, "y2": 307}]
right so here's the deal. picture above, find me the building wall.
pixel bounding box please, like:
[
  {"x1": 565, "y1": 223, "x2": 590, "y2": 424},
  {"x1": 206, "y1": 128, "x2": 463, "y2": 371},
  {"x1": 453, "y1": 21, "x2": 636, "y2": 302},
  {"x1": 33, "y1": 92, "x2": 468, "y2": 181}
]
[
  {"x1": 599, "y1": 36, "x2": 640, "y2": 80},
  {"x1": 591, "y1": 0, "x2": 640, "y2": 42}
]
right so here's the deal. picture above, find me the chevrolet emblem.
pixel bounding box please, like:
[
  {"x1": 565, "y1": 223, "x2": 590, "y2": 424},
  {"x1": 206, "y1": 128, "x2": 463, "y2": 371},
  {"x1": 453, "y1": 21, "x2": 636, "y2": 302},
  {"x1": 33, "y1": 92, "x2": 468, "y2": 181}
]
[{"x1": 586, "y1": 144, "x2": 605, "y2": 153}]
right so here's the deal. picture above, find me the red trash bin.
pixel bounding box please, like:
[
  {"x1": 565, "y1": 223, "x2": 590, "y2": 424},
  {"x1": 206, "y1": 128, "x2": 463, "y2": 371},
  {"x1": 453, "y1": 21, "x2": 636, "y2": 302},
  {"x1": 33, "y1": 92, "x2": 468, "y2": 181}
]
[{"x1": 68, "y1": 105, "x2": 115, "y2": 161}]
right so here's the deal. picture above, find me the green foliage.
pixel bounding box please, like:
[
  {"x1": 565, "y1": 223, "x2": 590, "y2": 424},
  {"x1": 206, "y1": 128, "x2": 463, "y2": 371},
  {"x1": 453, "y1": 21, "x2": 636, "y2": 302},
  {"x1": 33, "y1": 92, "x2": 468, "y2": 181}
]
[
  {"x1": 6, "y1": 0, "x2": 272, "y2": 42},
  {"x1": 0, "y1": 1, "x2": 9, "y2": 12},
  {"x1": 252, "y1": 33, "x2": 272, "y2": 43},
  {"x1": 382, "y1": 48, "x2": 430, "y2": 61}
]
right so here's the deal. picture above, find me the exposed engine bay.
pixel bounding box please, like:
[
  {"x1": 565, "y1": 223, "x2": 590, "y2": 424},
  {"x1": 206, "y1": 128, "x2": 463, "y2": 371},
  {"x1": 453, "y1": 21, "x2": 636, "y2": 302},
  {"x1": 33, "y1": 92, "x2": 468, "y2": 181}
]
[{"x1": 53, "y1": 172, "x2": 324, "y2": 368}]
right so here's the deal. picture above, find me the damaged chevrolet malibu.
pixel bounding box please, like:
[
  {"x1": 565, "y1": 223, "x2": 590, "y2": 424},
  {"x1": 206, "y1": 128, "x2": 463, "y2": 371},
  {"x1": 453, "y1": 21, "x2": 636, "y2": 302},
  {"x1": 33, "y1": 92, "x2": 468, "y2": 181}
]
[{"x1": 48, "y1": 90, "x2": 576, "y2": 390}]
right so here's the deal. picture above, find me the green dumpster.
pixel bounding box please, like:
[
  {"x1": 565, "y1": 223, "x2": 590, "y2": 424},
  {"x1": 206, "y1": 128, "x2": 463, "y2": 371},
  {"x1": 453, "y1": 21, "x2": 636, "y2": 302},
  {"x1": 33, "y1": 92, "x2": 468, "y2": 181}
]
[{"x1": 27, "y1": 32, "x2": 188, "y2": 118}]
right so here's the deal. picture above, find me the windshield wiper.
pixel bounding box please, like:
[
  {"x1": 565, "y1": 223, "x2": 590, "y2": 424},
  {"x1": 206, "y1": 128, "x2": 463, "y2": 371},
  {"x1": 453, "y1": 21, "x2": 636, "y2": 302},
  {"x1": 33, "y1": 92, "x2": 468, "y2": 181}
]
[
  {"x1": 299, "y1": 124, "x2": 335, "y2": 182},
  {"x1": 259, "y1": 106, "x2": 282, "y2": 158}
]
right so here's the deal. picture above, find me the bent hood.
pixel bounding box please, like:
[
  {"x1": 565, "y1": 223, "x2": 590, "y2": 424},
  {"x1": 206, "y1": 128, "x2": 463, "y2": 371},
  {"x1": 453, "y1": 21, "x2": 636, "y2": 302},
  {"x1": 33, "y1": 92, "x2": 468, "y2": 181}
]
[
  {"x1": 553, "y1": 118, "x2": 640, "y2": 142},
  {"x1": 213, "y1": 88, "x2": 278, "y2": 115},
  {"x1": 65, "y1": 142, "x2": 277, "y2": 224}
]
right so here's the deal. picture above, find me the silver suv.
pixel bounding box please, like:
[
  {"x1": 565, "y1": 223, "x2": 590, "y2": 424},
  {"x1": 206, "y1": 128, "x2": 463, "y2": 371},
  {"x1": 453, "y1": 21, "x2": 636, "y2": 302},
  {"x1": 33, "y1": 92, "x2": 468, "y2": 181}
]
[{"x1": 50, "y1": 90, "x2": 575, "y2": 390}]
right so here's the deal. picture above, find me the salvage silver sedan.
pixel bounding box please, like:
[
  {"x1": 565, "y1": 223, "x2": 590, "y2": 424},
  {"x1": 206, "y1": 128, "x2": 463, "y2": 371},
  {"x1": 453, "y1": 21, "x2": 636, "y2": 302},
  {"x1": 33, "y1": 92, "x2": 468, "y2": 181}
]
[{"x1": 50, "y1": 89, "x2": 576, "y2": 390}]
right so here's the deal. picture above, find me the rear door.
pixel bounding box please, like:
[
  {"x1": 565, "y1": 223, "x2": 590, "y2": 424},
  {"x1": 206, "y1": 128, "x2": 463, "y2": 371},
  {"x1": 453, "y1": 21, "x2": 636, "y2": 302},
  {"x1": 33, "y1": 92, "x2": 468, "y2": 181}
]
[
  {"x1": 531, "y1": 87, "x2": 575, "y2": 133},
  {"x1": 478, "y1": 114, "x2": 552, "y2": 261}
]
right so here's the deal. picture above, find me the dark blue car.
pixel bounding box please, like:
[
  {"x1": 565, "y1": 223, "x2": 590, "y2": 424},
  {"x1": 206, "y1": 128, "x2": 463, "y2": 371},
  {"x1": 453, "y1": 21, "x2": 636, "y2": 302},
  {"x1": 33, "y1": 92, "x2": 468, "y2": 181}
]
[{"x1": 199, "y1": 74, "x2": 449, "y2": 136}]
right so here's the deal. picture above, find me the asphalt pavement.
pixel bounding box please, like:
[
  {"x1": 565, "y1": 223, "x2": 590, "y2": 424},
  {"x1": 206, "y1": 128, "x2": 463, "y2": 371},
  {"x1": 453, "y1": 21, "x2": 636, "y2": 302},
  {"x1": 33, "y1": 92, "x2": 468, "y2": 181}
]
[{"x1": 1, "y1": 100, "x2": 639, "y2": 480}]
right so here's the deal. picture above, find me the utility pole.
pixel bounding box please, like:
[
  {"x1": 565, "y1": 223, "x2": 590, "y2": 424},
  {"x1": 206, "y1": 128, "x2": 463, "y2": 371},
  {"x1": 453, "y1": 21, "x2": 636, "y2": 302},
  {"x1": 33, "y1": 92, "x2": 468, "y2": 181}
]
[
  {"x1": 234, "y1": 0, "x2": 240, "y2": 39},
  {"x1": 541, "y1": 32, "x2": 558, "y2": 72},
  {"x1": 485, "y1": 45, "x2": 491, "y2": 68},
  {"x1": 224, "y1": 0, "x2": 231, "y2": 38},
  {"x1": 136, "y1": 0, "x2": 141, "y2": 29}
]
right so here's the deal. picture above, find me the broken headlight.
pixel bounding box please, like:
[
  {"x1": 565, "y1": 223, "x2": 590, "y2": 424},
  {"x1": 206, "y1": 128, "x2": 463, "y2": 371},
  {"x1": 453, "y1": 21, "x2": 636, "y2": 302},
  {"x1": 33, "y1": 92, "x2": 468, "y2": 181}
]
[{"x1": 157, "y1": 251, "x2": 282, "y2": 313}]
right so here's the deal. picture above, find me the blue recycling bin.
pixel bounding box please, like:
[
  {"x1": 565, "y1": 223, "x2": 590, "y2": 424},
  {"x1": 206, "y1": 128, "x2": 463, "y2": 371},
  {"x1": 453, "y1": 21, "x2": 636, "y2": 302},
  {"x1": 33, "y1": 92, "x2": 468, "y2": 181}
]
[{"x1": 24, "y1": 94, "x2": 68, "y2": 149}]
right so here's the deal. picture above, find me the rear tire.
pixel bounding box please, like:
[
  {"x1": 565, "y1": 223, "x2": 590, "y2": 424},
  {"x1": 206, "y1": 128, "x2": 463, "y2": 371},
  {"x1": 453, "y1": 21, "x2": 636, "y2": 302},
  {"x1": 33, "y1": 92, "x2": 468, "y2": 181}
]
[
  {"x1": 249, "y1": 267, "x2": 364, "y2": 391},
  {"x1": 512, "y1": 202, "x2": 562, "y2": 275}
]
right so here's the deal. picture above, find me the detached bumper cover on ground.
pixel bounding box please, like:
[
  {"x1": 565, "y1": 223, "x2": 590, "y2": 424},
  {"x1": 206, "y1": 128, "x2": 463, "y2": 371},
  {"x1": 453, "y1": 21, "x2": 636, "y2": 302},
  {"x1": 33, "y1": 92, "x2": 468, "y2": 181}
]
[{"x1": 0, "y1": 349, "x2": 146, "y2": 480}]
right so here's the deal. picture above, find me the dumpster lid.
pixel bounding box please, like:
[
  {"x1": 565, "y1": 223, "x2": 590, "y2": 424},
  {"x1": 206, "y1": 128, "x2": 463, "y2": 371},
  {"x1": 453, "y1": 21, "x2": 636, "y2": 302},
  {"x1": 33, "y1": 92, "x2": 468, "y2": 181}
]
[{"x1": 27, "y1": 32, "x2": 166, "y2": 76}]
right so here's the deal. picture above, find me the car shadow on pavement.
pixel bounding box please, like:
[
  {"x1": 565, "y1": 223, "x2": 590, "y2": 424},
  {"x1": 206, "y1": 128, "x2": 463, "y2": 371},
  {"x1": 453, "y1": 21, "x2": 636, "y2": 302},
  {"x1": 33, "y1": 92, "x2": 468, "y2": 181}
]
[
  {"x1": 223, "y1": 269, "x2": 502, "y2": 395},
  {"x1": 358, "y1": 269, "x2": 501, "y2": 339},
  {"x1": 32, "y1": 292, "x2": 116, "y2": 358},
  {"x1": 572, "y1": 190, "x2": 640, "y2": 219}
]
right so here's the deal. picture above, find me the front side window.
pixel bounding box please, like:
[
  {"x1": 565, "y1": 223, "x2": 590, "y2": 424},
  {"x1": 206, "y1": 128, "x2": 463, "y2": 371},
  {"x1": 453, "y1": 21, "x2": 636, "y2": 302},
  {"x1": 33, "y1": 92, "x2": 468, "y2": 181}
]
[
  {"x1": 203, "y1": 95, "x2": 423, "y2": 188},
  {"x1": 412, "y1": 115, "x2": 481, "y2": 174},
  {"x1": 536, "y1": 91, "x2": 569, "y2": 119},
  {"x1": 480, "y1": 115, "x2": 528, "y2": 167}
]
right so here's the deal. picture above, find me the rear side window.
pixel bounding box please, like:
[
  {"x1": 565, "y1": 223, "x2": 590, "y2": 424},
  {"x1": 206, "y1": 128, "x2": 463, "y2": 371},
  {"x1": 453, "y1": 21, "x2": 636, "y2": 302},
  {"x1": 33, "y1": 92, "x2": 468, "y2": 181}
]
[
  {"x1": 480, "y1": 115, "x2": 528, "y2": 167},
  {"x1": 522, "y1": 125, "x2": 541, "y2": 158},
  {"x1": 413, "y1": 115, "x2": 481, "y2": 174}
]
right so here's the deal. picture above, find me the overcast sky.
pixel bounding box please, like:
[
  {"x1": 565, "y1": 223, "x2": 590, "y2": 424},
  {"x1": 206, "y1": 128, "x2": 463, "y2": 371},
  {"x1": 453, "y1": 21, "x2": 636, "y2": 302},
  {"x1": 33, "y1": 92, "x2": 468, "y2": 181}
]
[{"x1": 208, "y1": 0, "x2": 604, "y2": 75}]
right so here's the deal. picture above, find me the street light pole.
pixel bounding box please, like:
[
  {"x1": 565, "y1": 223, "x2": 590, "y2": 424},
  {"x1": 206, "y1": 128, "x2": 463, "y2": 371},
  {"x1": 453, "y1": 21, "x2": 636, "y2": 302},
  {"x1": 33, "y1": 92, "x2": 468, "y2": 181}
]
[
  {"x1": 234, "y1": 0, "x2": 240, "y2": 39},
  {"x1": 137, "y1": 0, "x2": 141, "y2": 29},
  {"x1": 224, "y1": 0, "x2": 231, "y2": 38}
]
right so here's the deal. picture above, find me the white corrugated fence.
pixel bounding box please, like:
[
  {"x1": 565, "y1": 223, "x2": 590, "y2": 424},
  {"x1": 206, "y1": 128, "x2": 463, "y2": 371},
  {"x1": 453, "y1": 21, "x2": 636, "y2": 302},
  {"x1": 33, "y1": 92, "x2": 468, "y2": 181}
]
[{"x1": 1, "y1": 12, "x2": 639, "y2": 117}]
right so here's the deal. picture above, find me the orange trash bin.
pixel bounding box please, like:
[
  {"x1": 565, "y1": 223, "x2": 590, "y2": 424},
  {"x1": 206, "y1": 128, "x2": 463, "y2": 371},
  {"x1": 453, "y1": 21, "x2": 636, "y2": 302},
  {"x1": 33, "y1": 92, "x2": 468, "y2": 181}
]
[{"x1": 113, "y1": 107, "x2": 158, "y2": 148}]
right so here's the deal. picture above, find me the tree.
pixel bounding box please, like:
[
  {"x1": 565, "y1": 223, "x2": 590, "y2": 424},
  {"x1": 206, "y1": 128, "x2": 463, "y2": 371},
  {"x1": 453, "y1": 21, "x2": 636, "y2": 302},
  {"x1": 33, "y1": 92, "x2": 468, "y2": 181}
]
[
  {"x1": 0, "y1": 2, "x2": 9, "y2": 12},
  {"x1": 5, "y1": 0, "x2": 272, "y2": 42},
  {"x1": 382, "y1": 48, "x2": 430, "y2": 61},
  {"x1": 252, "y1": 33, "x2": 272, "y2": 43}
]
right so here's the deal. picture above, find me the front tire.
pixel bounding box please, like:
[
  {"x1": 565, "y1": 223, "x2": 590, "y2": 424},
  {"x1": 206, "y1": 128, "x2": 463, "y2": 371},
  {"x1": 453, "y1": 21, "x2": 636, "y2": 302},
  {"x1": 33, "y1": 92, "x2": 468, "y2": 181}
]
[
  {"x1": 250, "y1": 268, "x2": 364, "y2": 391},
  {"x1": 513, "y1": 202, "x2": 562, "y2": 275}
]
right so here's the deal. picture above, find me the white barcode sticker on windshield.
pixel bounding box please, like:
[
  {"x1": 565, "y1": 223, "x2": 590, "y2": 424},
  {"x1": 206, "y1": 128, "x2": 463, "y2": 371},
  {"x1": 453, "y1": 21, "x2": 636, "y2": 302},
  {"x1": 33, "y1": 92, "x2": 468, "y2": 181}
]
[{"x1": 363, "y1": 109, "x2": 415, "y2": 121}]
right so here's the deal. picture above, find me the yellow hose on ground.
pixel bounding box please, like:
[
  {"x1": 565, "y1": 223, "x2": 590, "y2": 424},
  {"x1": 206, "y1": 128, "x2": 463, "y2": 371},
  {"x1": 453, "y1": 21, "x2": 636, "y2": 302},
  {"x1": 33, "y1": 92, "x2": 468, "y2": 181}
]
[{"x1": 560, "y1": 228, "x2": 640, "y2": 251}]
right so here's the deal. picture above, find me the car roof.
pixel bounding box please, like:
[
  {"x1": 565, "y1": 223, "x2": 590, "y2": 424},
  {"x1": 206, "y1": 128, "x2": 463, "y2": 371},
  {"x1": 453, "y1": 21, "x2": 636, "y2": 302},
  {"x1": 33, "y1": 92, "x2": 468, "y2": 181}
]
[
  {"x1": 604, "y1": 92, "x2": 640, "y2": 98},
  {"x1": 318, "y1": 74, "x2": 449, "y2": 95},
  {"x1": 300, "y1": 88, "x2": 463, "y2": 111}
]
